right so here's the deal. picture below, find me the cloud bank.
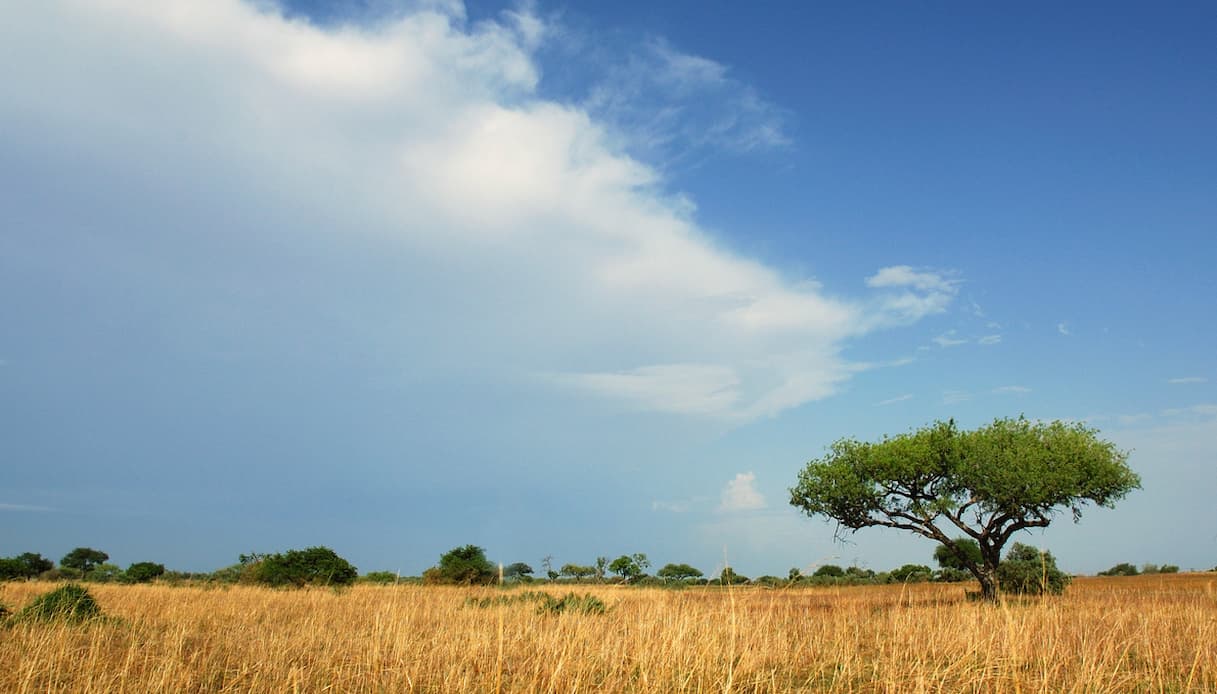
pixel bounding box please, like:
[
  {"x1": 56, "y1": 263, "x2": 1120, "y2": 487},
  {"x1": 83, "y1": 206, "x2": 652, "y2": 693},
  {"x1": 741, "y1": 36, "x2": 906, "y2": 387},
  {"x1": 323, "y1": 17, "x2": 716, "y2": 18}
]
[{"x1": 1, "y1": 0, "x2": 956, "y2": 423}]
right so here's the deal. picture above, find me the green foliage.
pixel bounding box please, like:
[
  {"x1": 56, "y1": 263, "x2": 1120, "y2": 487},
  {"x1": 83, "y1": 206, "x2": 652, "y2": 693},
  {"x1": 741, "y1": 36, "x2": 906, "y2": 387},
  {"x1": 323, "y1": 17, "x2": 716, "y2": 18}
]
[
  {"x1": 790, "y1": 417, "x2": 1139, "y2": 600},
  {"x1": 560, "y1": 564, "x2": 597, "y2": 582},
  {"x1": 428, "y1": 545, "x2": 496, "y2": 585},
  {"x1": 608, "y1": 553, "x2": 649, "y2": 583},
  {"x1": 360, "y1": 571, "x2": 399, "y2": 584},
  {"x1": 87, "y1": 563, "x2": 124, "y2": 583},
  {"x1": 934, "y1": 568, "x2": 973, "y2": 583},
  {"x1": 657, "y1": 563, "x2": 703, "y2": 581},
  {"x1": 996, "y1": 543, "x2": 1070, "y2": 595},
  {"x1": 61, "y1": 547, "x2": 109, "y2": 573},
  {"x1": 503, "y1": 563, "x2": 534, "y2": 581},
  {"x1": 1098, "y1": 562, "x2": 1140, "y2": 577},
  {"x1": 813, "y1": 564, "x2": 845, "y2": 578},
  {"x1": 934, "y1": 538, "x2": 983, "y2": 571},
  {"x1": 1159, "y1": 565, "x2": 1179, "y2": 574},
  {"x1": 254, "y1": 547, "x2": 358, "y2": 588},
  {"x1": 888, "y1": 564, "x2": 933, "y2": 583},
  {"x1": 18, "y1": 584, "x2": 103, "y2": 622},
  {"x1": 464, "y1": 590, "x2": 608, "y2": 615},
  {"x1": 0, "y1": 552, "x2": 55, "y2": 580},
  {"x1": 719, "y1": 567, "x2": 749, "y2": 585},
  {"x1": 125, "y1": 562, "x2": 166, "y2": 583}
]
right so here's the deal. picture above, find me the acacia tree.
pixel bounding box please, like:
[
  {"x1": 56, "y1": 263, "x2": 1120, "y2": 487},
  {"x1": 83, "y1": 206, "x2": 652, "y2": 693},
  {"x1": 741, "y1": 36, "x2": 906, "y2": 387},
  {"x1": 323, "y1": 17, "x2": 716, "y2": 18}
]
[{"x1": 789, "y1": 417, "x2": 1139, "y2": 601}]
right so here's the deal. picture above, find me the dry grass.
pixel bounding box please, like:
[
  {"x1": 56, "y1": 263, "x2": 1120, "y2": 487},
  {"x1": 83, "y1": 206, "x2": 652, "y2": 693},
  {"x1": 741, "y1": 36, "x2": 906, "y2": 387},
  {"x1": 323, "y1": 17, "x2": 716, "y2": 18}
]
[{"x1": 2, "y1": 573, "x2": 1214, "y2": 692}]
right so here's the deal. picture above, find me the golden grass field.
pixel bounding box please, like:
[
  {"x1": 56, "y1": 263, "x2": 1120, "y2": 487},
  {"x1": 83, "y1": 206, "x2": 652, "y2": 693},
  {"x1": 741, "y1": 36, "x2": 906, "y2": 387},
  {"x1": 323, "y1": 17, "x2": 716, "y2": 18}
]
[{"x1": 2, "y1": 573, "x2": 1214, "y2": 693}]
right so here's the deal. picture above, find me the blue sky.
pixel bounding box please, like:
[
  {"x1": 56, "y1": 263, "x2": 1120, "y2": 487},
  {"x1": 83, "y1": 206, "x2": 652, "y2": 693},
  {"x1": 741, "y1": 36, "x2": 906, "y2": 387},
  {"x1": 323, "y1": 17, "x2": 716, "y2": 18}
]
[{"x1": 2, "y1": 0, "x2": 1214, "y2": 577}]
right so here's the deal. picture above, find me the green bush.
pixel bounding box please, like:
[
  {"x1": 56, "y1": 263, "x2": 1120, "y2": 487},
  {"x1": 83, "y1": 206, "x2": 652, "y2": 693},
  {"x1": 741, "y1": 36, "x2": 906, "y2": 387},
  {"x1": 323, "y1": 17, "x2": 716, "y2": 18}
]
[
  {"x1": 360, "y1": 571, "x2": 399, "y2": 584},
  {"x1": 997, "y1": 544, "x2": 1070, "y2": 596},
  {"x1": 888, "y1": 564, "x2": 933, "y2": 583},
  {"x1": 1098, "y1": 562, "x2": 1139, "y2": 577},
  {"x1": 255, "y1": 547, "x2": 358, "y2": 588},
  {"x1": 536, "y1": 592, "x2": 607, "y2": 615},
  {"x1": 18, "y1": 584, "x2": 103, "y2": 622},
  {"x1": 126, "y1": 562, "x2": 166, "y2": 583},
  {"x1": 426, "y1": 545, "x2": 496, "y2": 585}
]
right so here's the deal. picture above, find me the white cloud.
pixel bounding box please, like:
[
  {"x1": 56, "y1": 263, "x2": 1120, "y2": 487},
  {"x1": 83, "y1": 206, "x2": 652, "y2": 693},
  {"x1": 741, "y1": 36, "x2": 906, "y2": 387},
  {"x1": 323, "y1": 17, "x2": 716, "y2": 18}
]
[
  {"x1": 1161, "y1": 404, "x2": 1217, "y2": 418},
  {"x1": 1168, "y1": 376, "x2": 1207, "y2": 384},
  {"x1": 992, "y1": 385, "x2": 1031, "y2": 395},
  {"x1": 1057, "y1": 322, "x2": 1071, "y2": 336},
  {"x1": 581, "y1": 37, "x2": 790, "y2": 161},
  {"x1": 864, "y1": 266, "x2": 960, "y2": 325},
  {"x1": 0, "y1": 1, "x2": 956, "y2": 424},
  {"x1": 718, "y1": 472, "x2": 766, "y2": 512},
  {"x1": 942, "y1": 390, "x2": 971, "y2": 405},
  {"x1": 875, "y1": 394, "x2": 913, "y2": 406},
  {"x1": 0, "y1": 503, "x2": 57, "y2": 512},
  {"x1": 932, "y1": 330, "x2": 968, "y2": 348},
  {"x1": 978, "y1": 334, "x2": 1002, "y2": 345}
]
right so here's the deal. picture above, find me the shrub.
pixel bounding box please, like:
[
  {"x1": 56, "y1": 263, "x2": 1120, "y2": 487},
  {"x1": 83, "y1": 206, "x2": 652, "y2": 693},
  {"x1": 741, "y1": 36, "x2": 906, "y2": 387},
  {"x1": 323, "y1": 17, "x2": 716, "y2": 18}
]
[
  {"x1": 1159, "y1": 565, "x2": 1179, "y2": 574},
  {"x1": 0, "y1": 552, "x2": 54, "y2": 580},
  {"x1": 126, "y1": 562, "x2": 166, "y2": 583},
  {"x1": 813, "y1": 564, "x2": 845, "y2": 578},
  {"x1": 360, "y1": 571, "x2": 399, "y2": 584},
  {"x1": 255, "y1": 547, "x2": 358, "y2": 587},
  {"x1": 889, "y1": 564, "x2": 933, "y2": 583},
  {"x1": 18, "y1": 584, "x2": 103, "y2": 622},
  {"x1": 426, "y1": 545, "x2": 496, "y2": 585},
  {"x1": 537, "y1": 592, "x2": 607, "y2": 615},
  {"x1": 1098, "y1": 562, "x2": 1139, "y2": 577},
  {"x1": 997, "y1": 544, "x2": 1070, "y2": 595}
]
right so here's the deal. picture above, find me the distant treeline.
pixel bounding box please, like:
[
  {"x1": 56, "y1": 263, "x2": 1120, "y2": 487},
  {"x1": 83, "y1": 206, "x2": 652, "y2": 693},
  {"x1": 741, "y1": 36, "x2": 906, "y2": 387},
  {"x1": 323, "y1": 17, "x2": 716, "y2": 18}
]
[{"x1": 0, "y1": 544, "x2": 1201, "y2": 591}]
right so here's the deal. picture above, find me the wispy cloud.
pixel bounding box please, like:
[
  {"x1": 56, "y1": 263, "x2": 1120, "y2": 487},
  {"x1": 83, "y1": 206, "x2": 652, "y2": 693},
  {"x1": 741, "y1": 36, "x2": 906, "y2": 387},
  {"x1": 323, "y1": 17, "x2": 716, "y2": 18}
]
[
  {"x1": 978, "y1": 334, "x2": 1002, "y2": 345},
  {"x1": 1161, "y1": 404, "x2": 1217, "y2": 418},
  {"x1": 1168, "y1": 376, "x2": 1207, "y2": 384},
  {"x1": 651, "y1": 499, "x2": 691, "y2": 513},
  {"x1": 942, "y1": 390, "x2": 971, "y2": 405},
  {"x1": 932, "y1": 330, "x2": 968, "y2": 348},
  {"x1": 718, "y1": 472, "x2": 766, "y2": 512},
  {"x1": 580, "y1": 36, "x2": 789, "y2": 162},
  {"x1": 875, "y1": 394, "x2": 913, "y2": 406},
  {"x1": 992, "y1": 385, "x2": 1031, "y2": 395},
  {"x1": 0, "y1": 502, "x2": 57, "y2": 512}
]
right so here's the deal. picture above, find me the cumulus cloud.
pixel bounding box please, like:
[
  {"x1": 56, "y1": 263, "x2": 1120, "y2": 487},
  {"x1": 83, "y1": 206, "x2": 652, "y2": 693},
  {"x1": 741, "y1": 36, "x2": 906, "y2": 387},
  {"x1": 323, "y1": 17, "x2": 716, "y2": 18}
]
[
  {"x1": 1057, "y1": 322, "x2": 1071, "y2": 336},
  {"x1": 864, "y1": 266, "x2": 960, "y2": 325},
  {"x1": 1, "y1": 1, "x2": 957, "y2": 423},
  {"x1": 718, "y1": 472, "x2": 766, "y2": 512}
]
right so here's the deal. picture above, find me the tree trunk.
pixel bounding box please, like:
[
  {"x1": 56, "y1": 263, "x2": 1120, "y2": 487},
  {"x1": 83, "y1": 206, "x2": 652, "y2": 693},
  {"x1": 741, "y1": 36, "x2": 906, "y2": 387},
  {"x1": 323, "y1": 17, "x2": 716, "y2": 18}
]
[{"x1": 977, "y1": 564, "x2": 999, "y2": 602}]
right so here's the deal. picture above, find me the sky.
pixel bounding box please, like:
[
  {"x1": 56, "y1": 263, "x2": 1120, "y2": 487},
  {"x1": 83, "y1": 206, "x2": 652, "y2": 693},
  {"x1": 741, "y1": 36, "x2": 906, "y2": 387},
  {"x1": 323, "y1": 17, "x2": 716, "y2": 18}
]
[{"x1": 2, "y1": 0, "x2": 1215, "y2": 578}]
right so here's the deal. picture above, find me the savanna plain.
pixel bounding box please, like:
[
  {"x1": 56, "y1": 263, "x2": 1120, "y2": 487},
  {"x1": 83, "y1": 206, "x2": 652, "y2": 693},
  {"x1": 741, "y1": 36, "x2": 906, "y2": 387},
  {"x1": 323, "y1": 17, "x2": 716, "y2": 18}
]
[{"x1": 2, "y1": 574, "x2": 1214, "y2": 693}]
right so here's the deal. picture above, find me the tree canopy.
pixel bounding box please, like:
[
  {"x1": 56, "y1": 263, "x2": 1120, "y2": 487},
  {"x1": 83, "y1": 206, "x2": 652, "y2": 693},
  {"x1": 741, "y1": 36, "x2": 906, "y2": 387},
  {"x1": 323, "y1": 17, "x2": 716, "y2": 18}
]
[
  {"x1": 61, "y1": 547, "x2": 109, "y2": 574},
  {"x1": 254, "y1": 547, "x2": 358, "y2": 587},
  {"x1": 790, "y1": 417, "x2": 1139, "y2": 600},
  {"x1": 426, "y1": 545, "x2": 496, "y2": 585}
]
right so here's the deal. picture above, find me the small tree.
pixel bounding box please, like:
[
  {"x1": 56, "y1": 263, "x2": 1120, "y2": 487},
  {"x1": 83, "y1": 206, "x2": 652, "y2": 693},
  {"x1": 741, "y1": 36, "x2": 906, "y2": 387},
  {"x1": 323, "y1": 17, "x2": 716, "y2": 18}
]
[
  {"x1": 126, "y1": 562, "x2": 166, "y2": 583},
  {"x1": 503, "y1": 562, "x2": 534, "y2": 581},
  {"x1": 790, "y1": 417, "x2": 1140, "y2": 601},
  {"x1": 61, "y1": 547, "x2": 109, "y2": 574},
  {"x1": 657, "y1": 563, "x2": 704, "y2": 582},
  {"x1": 996, "y1": 543, "x2": 1070, "y2": 595},
  {"x1": 608, "y1": 553, "x2": 649, "y2": 583},
  {"x1": 813, "y1": 564, "x2": 845, "y2": 578},
  {"x1": 0, "y1": 552, "x2": 54, "y2": 580},
  {"x1": 1098, "y1": 562, "x2": 1140, "y2": 577},
  {"x1": 560, "y1": 564, "x2": 597, "y2": 582},
  {"x1": 719, "y1": 567, "x2": 749, "y2": 585},
  {"x1": 426, "y1": 545, "x2": 495, "y2": 585},
  {"x1": 594, "y1": 556, "x2": 608, "y2": 582},
  {"x1": 255, "y1": 547, "x2": 358, "y2": 587}
]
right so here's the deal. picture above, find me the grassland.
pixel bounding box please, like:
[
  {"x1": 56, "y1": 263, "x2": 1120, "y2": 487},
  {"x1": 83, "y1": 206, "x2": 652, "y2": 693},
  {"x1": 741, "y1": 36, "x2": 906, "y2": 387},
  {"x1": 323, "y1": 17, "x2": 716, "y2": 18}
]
[{"x1": 2, "y1": 573, "x2": 1214, "y2": 692}]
